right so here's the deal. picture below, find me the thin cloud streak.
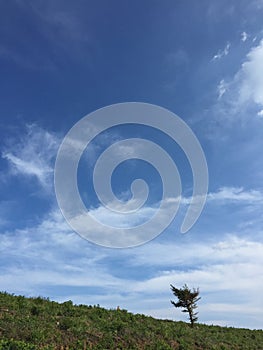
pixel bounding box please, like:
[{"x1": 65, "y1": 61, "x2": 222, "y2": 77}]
[
  {"x1": 212, "y1": 42, "x2": 231, "y2": 61},
  {"x1": 241, "y1": 31, "x2": 248, "y2": 42},
  {"x1": 1, "y1": 124, "x2": 60, "y2": 193}
]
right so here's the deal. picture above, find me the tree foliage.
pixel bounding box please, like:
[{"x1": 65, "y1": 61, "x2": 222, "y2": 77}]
[{"x1": 170, "y1": 284, "x2": 201, "y2": 327}]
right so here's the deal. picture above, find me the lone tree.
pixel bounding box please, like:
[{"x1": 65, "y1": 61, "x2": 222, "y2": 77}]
[{"x1": 170, "y1": 284, "x2": 201, "y2": 327}]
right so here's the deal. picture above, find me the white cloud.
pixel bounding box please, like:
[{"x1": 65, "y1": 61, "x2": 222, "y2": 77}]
[
  {"x1": 61, "y1": 186, "x2": 263, "y2": 248},
  {"x1": 0, "y1": 209, "x2": 117, "y2": 292},
  {"x1": 237, "y1": 40, "x2": 263, "y2": 107},
  {"x1": 2, "y1": 124, "x2": 60, "y2": 192},
  {"x1": 212, "y1": 42, "x2": 231, "y2": 61},
  {"x1": 170, "y1": 187, "x2": 263, "y2": 206},
  {"x1": 68, "y1": 198, "x2": 178, "y2": 248},
  {"x1": 207, "y1": 187, "x2": 263, "y2": 203},
  {"x1": 3, "y1": 153, "x2": 53, "y2": 186},
  {"x1": 217, "y1": 79, "x2": 227, "y2": 99},
  {"x1": 125, "y1": 234, "x2": 263, "y2": 268},
  {"x1": 241, "y1": 31, "x2": 248, "y2": 42},
  {"x1": 213, "y1": 40, "x2": 263, "y2": 123},
  {"x1": 257, "y1": 109, "x2": 263, "y2": 117},
  {"x1": 132, "y1": 261, "x2": 263, "y2": 295}
]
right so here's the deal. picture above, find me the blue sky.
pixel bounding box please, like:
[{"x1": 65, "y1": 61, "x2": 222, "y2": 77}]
[{"x1": 1, "y1": 0, "x2": 263, "y2": 329}]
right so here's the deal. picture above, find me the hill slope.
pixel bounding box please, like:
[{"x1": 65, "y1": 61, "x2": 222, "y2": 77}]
[{"x1": 0, "y1": 292, "x2": 262, "y2": 349}]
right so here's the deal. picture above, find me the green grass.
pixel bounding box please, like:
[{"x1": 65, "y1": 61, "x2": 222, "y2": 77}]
[{"x1": 0, "y1": 292, "x2": 262, "y2": 349}]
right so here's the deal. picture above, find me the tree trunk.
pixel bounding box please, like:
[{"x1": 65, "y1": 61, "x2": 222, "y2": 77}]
[{"x1": 187, "y1": 306, "x2": 194, "y2": 328}]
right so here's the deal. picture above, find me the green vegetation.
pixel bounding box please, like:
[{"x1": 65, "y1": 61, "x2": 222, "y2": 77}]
[
  {"x1": 170, "y1": 284, "x2": 200, "y2": 328},
  {"x1": 0, "y1": 292, "x2": 262, "y2": 350}
]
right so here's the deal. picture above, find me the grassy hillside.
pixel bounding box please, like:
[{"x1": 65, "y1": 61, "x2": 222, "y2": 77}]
[{"x1": 0, "y1": 292, "x2": 262, "y2": 350}]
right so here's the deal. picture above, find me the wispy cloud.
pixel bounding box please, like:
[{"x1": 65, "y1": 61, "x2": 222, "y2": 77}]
[
  {"x1": 237, "y1": 39, "x2": 263, "y2": 108},
  {"x1": 2, "y1": 124, "x2": 60, "y2": 193},
  {"x1": 217, "y1": 79, "x2": 227, "y2": 99},
  {"x1": 207, "y1": 187, "x2": 263, "y2": 203},
  {"x1": 174, "y1": 187, "x2": 263, "y2": 205},
  {"x1": 61, "y1": 185, "x2": 263, "y2": 248},
  {"x1": 212, "y1": 42, "x2": 231, "y2": 61},
  {"x1": 241, "y1": 31, "x2": 248, "y2": 42},
  {"x1": 210, "y1": 39, "x2": 263, "y2": 124},
  {"x1": 3, "y1": 152, "x2": 53, "y2": 187}
]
